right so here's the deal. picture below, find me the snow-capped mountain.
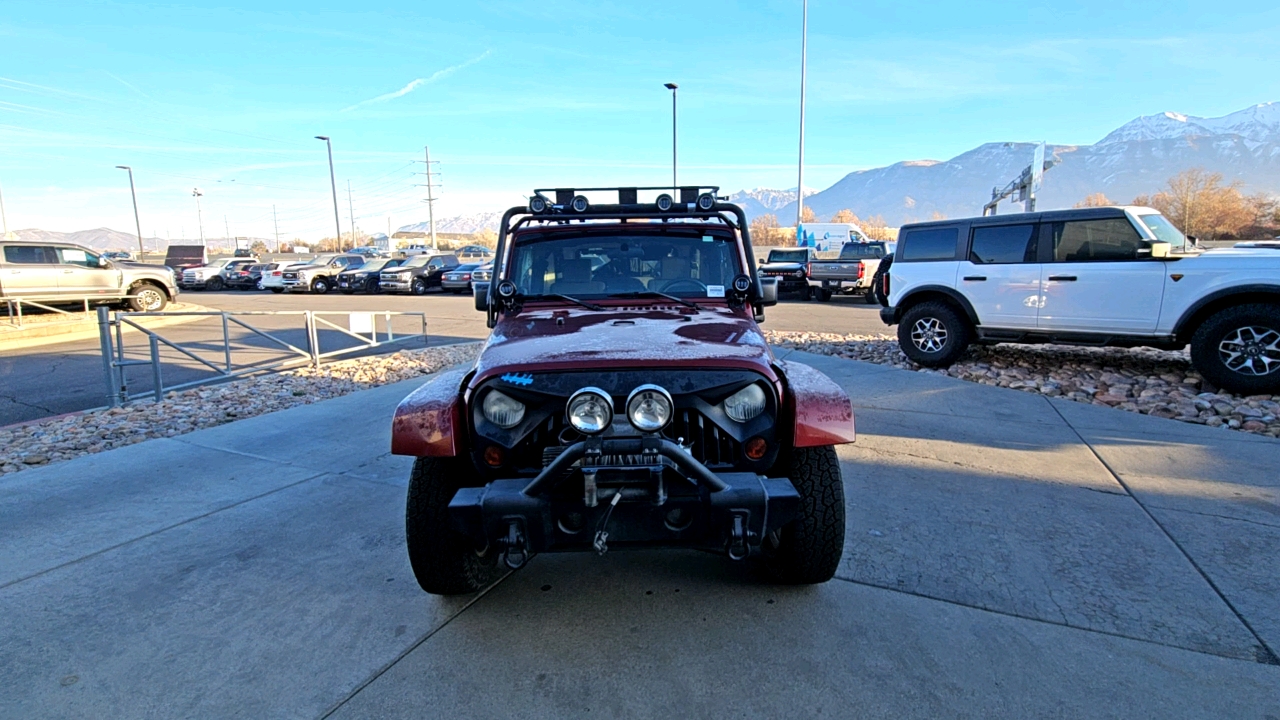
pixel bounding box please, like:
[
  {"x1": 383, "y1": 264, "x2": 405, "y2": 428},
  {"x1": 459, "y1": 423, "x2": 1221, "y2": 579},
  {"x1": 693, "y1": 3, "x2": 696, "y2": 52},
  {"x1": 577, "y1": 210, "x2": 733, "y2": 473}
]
[
  {"x1": 776, "y1": 102, "x2": 1280, "y2": 226},
  {"x1": 395, "y1": 212, "x2": 501, "y2": 236},
  {"x1": 727, "y1": 188, "x2": 817, "y2": 218},
  {"x1": 13, "y1": 227, "x2": 172, "y2": 252}
]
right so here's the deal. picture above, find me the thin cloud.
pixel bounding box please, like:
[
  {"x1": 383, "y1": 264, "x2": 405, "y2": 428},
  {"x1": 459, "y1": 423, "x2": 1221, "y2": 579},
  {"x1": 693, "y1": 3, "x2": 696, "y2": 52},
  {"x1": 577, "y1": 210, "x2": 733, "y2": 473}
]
[
  {"x1": 340, "y1": 50, "x2": 491, "y2": 112},
  {"x1": 105, "y1": 72, "x2": 152, "y2": 100}
]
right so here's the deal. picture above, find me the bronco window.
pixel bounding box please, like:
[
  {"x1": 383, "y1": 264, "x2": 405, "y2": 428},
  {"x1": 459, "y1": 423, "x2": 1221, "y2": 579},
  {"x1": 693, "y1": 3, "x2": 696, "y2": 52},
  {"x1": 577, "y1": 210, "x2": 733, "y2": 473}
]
[
  {"x1": 969, "y1": 224, "x2": 1038, "y2": 264},
  {"x1": 1047, "y1": 218, "x2": 1144, "y2": 262},
  {"x1": 509, "y1": 232, "x2": 741, "y2": 298},
  {"x1": 900, "y1": 227, "x2": 959, "y2": 261}
]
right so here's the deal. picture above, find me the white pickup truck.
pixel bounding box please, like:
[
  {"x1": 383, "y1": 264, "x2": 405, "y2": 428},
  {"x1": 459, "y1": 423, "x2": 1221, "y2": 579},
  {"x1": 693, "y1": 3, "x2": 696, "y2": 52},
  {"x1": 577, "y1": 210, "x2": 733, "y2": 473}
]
[
  {"x1": 807, "y1": 241, "x2": 894, "y2": 303},
  {"x1": 879, "y1": 206, "x2": 1280, "y2": 394}
]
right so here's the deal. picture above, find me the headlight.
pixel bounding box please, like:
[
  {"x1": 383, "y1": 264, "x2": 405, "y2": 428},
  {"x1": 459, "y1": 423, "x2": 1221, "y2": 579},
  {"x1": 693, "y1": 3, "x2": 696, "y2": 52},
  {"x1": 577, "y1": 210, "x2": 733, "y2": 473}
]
[
  {"x1": 626, "y1": 384, "x2": 672, "y2": 432},
  {"x1": 567, "y1": 387, "x2": 613, "y2": 435},
  {"x1": 482, "y1": 390, "x2": 525, "y2": 428},
  {"x1": 723, "y1": 384, "x2": 766, "y2": 422}
]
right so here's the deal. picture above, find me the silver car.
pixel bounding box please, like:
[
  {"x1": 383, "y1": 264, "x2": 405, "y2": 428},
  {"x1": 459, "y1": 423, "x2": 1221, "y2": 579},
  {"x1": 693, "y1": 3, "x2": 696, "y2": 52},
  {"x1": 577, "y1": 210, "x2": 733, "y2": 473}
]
[{"x1": 0, "y1": 241, "x2": 178, "y2": 311}]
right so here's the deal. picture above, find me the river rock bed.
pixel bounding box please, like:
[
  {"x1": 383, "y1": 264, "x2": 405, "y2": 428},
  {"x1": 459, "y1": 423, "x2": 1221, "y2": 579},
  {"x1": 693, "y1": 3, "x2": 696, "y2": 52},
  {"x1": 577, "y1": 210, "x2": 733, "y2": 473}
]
[
  {"x1": 0, "y1": 343, "x2": 480, "y2": 475},
  {"x1": 766, "y1": 330, "x2": 1280, "y2": 439}
]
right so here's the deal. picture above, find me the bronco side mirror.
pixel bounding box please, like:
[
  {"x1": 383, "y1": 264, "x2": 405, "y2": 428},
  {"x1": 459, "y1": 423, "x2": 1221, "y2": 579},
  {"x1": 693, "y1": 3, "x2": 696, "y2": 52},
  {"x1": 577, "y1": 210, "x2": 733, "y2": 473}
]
[
  {"x1": 759, "y1": 277, "x2": 779, "y2": 306},
  {"x1": 473, "y1": 282, "x2": 490, "y2": 312},
  {"x1": 1141, "y1": 241, "x2": 1172, "y2": 258}
]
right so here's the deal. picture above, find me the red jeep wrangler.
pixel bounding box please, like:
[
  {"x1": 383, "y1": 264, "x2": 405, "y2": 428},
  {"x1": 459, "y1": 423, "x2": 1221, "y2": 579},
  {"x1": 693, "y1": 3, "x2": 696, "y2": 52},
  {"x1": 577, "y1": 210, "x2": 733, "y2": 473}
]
[{"x1": 391, "y1": 187, "x2": 856, "y2": 594}]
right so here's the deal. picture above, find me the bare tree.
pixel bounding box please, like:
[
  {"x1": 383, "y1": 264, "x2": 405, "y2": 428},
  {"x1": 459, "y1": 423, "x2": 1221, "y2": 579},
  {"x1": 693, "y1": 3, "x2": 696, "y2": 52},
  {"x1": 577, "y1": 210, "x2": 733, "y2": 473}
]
[
  {"x1": 1134, "y1": 169, "x2": 1255, "y2": 241},
  {"x1": 800, "y1": 206, "x2": 816, "y2": 224},
  {"x1": 830, "y1": 209, "x2": 857, "y2": 224}
]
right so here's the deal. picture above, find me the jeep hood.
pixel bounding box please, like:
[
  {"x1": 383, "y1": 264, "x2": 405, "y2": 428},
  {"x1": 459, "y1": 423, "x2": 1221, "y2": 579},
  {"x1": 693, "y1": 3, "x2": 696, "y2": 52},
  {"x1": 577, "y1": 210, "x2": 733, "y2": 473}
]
[{"x1": 470, "y1": 305, "x2": 777, "y2": 387}]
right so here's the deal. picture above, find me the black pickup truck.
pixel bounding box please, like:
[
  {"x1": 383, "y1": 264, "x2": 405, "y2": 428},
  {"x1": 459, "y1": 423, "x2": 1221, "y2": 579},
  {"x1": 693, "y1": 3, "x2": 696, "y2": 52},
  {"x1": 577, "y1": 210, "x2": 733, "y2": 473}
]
[{"x1": 758, "y1": 248, "x2": 820, "y2": 298}]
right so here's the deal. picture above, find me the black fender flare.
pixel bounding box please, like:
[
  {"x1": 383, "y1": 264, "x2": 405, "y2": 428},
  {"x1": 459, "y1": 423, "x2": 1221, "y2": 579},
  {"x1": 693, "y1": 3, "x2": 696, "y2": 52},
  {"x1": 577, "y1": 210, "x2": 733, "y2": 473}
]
[
  {"x1": 1172, "y1": 284, "x2": 1280, "y2": 342},
  {"x1": 891, "y1": 285, "x2": 980, "y2": 326}
]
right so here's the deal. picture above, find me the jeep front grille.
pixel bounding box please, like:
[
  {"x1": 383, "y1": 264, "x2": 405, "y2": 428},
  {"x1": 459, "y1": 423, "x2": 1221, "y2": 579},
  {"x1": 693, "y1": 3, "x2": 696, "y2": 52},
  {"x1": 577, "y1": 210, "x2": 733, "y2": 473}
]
[{"x1": 526, "y1": 409, "x2": 737, "y2": 471}]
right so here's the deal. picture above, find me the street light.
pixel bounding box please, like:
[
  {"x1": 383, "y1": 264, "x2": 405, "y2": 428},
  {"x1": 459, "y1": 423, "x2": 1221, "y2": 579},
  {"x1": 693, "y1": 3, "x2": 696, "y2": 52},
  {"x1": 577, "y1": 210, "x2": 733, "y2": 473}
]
[
  {"x1": 663, "y1": 83, "x2": 678, "y2": 193},
  {"x1": 315, "y1": 136, "x2": 343, "y2": 250},
  {"x1": 191, "y1": 188, "x2": 205, "y2": 245},
  {"x1": 795, "y1": 0, "x2": 808, "y2": 227},
  {"x1": 115, "y1": 166, "x2": 145, "y2": 259}
]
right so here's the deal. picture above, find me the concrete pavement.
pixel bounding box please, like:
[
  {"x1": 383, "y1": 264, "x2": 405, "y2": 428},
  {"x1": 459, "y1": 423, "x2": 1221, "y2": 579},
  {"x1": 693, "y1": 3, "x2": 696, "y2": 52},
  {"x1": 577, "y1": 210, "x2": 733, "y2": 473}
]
[{"x1": 1, "y1": 351, "x2": 1277, "y2": 718}]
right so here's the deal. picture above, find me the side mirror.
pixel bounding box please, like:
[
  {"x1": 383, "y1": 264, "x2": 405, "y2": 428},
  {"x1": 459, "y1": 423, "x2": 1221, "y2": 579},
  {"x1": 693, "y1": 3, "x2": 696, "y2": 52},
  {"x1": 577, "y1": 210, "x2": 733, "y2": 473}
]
[
  {"x1": 1149, "y1": 241, "x2": 1172, "y2": 258},
  {"x1": 758, "y1": 277, "x2": 779, "y2": 306},
  {"x1": 473, "y1": 282, "x2": 491, "y2": 312},
  {"x1": 98, "y1": 257, "x2": 110, "y2": 268}
]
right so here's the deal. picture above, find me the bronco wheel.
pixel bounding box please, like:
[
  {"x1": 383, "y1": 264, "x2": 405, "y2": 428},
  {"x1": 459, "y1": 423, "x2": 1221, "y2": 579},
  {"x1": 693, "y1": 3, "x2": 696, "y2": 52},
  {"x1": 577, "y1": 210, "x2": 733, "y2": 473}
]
[
  {"x1": 897, "y1": 301, "x2": 971, "y2": 367},
  {"x1": 1190, "y1": 304, "x2": 1280, "y2": 395},
  {"x1": 761, "y1": 445, "x2": 845, "y2": 584},
  {"x1": 206, "y1": 276, "x2": 224, "y2": 292},
  {"x1": 311, "y1": 277, "x2": 330, "y2": 294},
  {"x1": 411, "y1": 278, "x2": 428, "y2": 295},
  {"x1": 406, "y1": 456, "x2": 500, "y2": 595},
  {"x1": 127, "y1": 283, "x2": 167, "y2": 312}
]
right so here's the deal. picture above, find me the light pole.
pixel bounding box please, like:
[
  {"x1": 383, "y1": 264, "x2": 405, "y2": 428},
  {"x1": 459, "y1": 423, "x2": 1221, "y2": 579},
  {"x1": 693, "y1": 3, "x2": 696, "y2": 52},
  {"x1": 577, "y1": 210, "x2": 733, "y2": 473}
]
[
  {"x1": 0, "y1": 180, "x2": 9, "y2": 239},
  {"x1": 315, "y1": 136, "x2": 343, "y2": 250},
  {"x1": 795, "y1": 0, "x2": 808, "y2": 228},
  {"x1": 192, "y1": 188, "x2": 205, "y2": 245},
  {"x1": 664, "y1": 83, "x2": 678, "y2": 193},
  {"x1": 115, "y1": 166, "x2": 145, "y2": 258}
]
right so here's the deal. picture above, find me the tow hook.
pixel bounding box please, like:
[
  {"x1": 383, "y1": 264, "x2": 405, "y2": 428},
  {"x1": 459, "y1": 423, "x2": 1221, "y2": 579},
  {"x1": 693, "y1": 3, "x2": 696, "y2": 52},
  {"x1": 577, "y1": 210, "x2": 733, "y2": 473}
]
[
  {"x1": 501, "y1": 519, "x2": 530, "y2": 569},
  {"x1": 727, "y1": 512, "x2": 750, "y2": 561}
]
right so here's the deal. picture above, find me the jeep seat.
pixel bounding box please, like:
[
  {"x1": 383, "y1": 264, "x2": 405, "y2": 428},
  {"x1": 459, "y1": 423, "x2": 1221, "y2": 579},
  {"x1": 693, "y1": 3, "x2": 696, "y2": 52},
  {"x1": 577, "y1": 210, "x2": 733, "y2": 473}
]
[
  {"x1": 648, "y1": 257, "x2": 689, "y2": 293},
  {"x1": 551, "y1": 258, "x2": 605, "y2": 295}
]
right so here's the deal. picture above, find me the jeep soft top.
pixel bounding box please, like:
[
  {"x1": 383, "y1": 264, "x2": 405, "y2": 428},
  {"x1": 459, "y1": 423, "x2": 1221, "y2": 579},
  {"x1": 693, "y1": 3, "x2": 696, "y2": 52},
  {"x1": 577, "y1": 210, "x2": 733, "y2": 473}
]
[{"x1": 390, "y1": 186, "x2": 856, "y2": 595}]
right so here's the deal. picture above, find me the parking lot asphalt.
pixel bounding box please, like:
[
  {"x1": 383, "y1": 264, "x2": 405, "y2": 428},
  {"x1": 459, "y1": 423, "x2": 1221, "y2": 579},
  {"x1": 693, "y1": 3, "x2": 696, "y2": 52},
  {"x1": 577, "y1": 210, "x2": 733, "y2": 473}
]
[
  {"x1": 0, "y1": 290, "x2": 886, "y2": 426},
  {"x1": 2, "y1": 350, "x2": 1276, "y2": 718}
]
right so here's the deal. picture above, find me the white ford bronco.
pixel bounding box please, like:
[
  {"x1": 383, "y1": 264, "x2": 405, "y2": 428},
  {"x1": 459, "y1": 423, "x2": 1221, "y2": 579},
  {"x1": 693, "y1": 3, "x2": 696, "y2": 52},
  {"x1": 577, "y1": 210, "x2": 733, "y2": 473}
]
[{"x1": 879, "y1": 206, "x2": 1280, "y2": 395}]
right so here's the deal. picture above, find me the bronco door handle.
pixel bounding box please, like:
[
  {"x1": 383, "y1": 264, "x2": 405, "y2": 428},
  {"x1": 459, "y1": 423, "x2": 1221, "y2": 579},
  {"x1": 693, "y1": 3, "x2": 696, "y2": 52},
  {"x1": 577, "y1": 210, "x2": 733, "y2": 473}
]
[
  {"x1": 962, "y1": 276, "x2": 986, "y2": 281},
  {"x1": 1048, "y1": 275, "x2": 1077, "y2": 282}
]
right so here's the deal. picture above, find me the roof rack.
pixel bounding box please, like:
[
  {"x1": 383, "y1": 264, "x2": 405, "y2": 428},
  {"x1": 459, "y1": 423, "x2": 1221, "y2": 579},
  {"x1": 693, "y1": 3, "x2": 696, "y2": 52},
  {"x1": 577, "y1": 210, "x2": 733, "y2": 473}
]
[{"x1": 526, "y1": 186, "x2": 725, "y2": 215}]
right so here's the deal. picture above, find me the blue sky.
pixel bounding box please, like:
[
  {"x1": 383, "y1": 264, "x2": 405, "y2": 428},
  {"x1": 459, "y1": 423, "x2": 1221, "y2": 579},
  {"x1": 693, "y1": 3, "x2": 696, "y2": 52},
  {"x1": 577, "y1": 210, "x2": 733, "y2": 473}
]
[{"x1": 1, "y1": 0, "x2": 1278, "y2": 240}]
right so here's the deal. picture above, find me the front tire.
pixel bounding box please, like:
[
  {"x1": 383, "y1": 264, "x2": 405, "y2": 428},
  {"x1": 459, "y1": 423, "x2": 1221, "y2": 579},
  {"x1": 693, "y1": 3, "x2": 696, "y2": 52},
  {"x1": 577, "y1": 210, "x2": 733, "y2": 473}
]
[
  {"x1": 127, "y1": 283, "x2": 167, "y2": 312},
  {"x1": 411, "y1": 278, "x2": 428, "y2": 296},
  {"x1": 311, "y1": 277, "x2": 330, "y2": 294},
  {"x1": 761, "y1": 446, "x2": 845, "y2": 584},
  {"x1": 1190, "y1": 303, "x2": 1280, "y2": 395},
  {"x1": 206, "y1": 276, "x2": 224, "y2": 292},
  {"x1": 406, "y1": 456, "x2": 500, "y2": 595},
  {"x1": 897, "y1": 301, "x2": 971, "y2": 367}
]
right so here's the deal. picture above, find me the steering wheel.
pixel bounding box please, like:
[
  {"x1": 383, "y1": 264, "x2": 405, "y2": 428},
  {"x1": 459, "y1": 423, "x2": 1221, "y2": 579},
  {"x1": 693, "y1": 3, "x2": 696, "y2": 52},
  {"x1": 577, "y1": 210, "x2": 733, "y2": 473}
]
[{"x1": 659, "y1": 279, "x2": 708, "y2": 295}]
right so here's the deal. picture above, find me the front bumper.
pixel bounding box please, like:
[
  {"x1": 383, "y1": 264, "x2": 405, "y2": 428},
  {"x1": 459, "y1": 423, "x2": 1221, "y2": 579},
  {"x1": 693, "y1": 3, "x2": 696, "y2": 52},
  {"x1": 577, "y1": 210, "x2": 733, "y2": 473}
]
[
  {"x1": 449, "y1": 436, "x2": 799, "y2": 563},
  {"x1": 380, "y1": 278, "x2": 412, "y2": 292}
]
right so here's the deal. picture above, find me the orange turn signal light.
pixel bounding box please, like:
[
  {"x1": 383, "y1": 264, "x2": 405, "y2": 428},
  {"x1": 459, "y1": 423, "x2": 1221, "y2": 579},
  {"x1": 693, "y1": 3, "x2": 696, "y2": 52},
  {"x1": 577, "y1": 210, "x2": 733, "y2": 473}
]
[
  {"x1": 484, "y1": 445, "x2": 505, "y2": 467},
  {"x1": 745, "y1": 437, "x2": 767, "y2": 460}
]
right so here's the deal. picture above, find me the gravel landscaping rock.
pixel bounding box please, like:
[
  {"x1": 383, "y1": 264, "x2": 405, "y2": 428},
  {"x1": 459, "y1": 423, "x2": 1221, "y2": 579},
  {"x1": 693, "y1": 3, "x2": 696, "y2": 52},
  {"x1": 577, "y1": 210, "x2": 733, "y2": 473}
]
[
  {"x1": 766, "y1": 330, "x2": 1280, "y2": 440},
  {"x1": 0, "y1": 343, "x2": 480, "y2": 476}
]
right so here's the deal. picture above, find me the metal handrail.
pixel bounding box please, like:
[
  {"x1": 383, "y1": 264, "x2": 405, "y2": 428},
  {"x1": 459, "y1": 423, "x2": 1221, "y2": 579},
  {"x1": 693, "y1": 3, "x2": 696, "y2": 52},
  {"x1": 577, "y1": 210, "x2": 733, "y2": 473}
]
[
  {"x1": 3, "y1": 293, "x2": 155, "y2": 328},
  {"x1": 96, "y1": 307, "x2": 429, "y2": 406}
]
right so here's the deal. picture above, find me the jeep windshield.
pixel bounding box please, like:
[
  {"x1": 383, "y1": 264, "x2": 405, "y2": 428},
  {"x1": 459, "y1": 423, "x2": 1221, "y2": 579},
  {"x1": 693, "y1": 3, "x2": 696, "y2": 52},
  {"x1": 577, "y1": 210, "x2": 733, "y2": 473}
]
[
  {"x1": 507, "y1": 231, "x2": 742, "y2": 299},
  {"x1": 766, "y1": 249, "x2": 808, "y2": 263}
]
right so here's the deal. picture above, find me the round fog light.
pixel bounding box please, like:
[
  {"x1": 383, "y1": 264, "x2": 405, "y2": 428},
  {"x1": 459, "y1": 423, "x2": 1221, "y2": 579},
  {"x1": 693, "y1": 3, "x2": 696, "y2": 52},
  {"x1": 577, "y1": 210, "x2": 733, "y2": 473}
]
[
  {"x1": 655, "y1": 194, "x2": 674, "y2": 211},
  {"x1": 568, "y1": 387, "x2": 613, "y2": 435},
  {"x1": 696, "y1": 193, "x2": 715, "y2": 211},
  {"x1": 626, "y1": 384, "x2": 673, "y2": 432},
  {"x1": 529, "y1": 195, "x2": 548, "y2": 213},
  {"x1": 744, "y1": 437, "x2": 767, "y2": 460},
  {"x1": 571, "y1": 195, "x2": 589, "y2": 212}
]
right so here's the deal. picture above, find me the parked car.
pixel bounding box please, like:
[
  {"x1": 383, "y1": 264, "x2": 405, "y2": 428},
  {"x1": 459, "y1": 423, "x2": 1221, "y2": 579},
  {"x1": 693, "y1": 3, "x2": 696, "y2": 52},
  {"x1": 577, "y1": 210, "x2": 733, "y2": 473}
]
[
  {"x1": 225, "y1": 262, "x2": 278, "y2": 291},
  {"x1": 180, "y1": 257, "x2": 257, "y2": 291},
  {"x1": 280, "y1": 254, "x2": 366, "y2": 294},
  {"x1": 390, "y1": 185, "x2": 855, "y2": 595},
  {"x1": 349, "y1": 246, "x2": 387, "y2": 258},
  {"x1": 879, "y1": 205, "x2": 1280, "y2": 394},
  {"x1": 260, "y1": 261, "x2": 301, "y2": 293},
  {"x1": 440, "y1": 263, "x2": 483, "y2": 294},
  {"x1": 379, "y1": 253, "x2": 459, "y2": 294},
  {"x1": 807, "y1": 241, "x2": 894, "y2": 303},
  {"x1": 103, "y1": 250, "x2": 134, "y2": 261},
  {"x1": 0, "y1": 240, "x2": 178, "y2": 311},
  {"x1": 337, "y1": 258, "x2": 403, "y2": 294},
  {"x1": 758, "y1": 247, "x2": 819, "y2": 298},
  {"x1": 471, "y1": 262, "x2": 493, "y2": 284},
  {"x1": 457, "y1": 244, "x2": 494, "y2": 261}
]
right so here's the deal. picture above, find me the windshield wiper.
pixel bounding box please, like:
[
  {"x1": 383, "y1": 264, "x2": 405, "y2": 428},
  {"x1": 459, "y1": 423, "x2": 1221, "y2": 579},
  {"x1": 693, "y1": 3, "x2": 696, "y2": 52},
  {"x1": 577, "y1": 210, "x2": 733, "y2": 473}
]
[
  {"x1": 608, "y1": 291, "x2": 700, "y2": 312},
  {"x1": 521, "y1": 293, "x2": 606, "y2": 311}
]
